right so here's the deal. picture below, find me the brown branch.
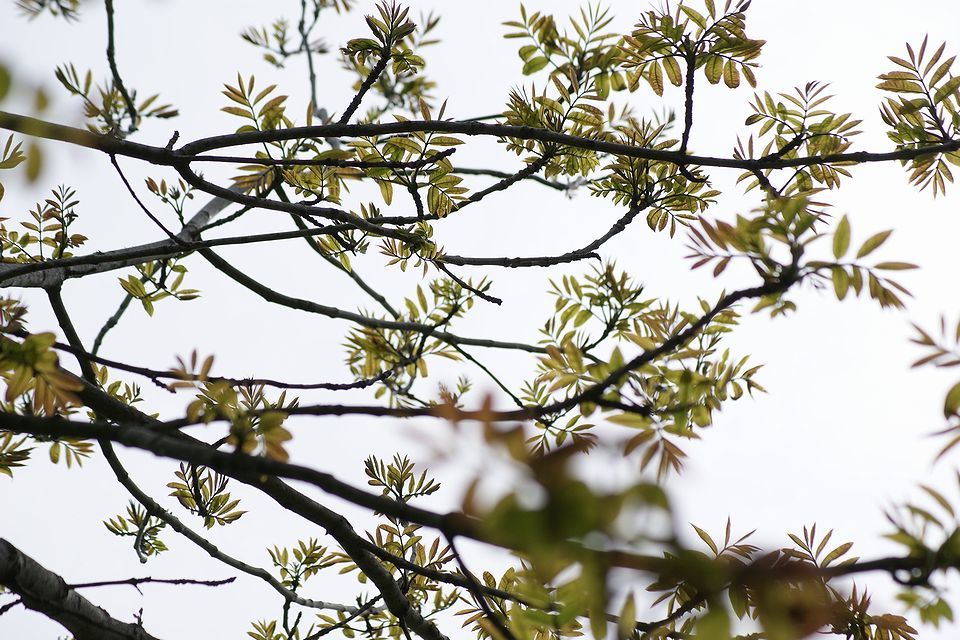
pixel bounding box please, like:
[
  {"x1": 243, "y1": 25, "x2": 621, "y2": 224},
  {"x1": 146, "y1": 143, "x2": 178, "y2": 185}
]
[
  {"x1": 110, "y1": 155, "x2": 183, "y2": 242},
  {"x1": 48, "y1": 285, "x2": 384, "y2": 616},
  {"x1": 8, "y1": 366, "x2": 450, "y2": 640},
  {"x1": 173, "y1": 162, "x2": 415, "y2": 243},
  {"x1": 274, "y1": 184, "x2": 401, "y2": 318},
  {"x1": 445, "y1": 535, "x2": 515, "y2": 640}
]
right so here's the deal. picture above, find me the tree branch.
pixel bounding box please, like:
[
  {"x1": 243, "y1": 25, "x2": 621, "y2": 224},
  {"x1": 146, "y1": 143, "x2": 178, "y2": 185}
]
[{"x1": 0, "y1": 538, "x2": 161, "y2": 640}]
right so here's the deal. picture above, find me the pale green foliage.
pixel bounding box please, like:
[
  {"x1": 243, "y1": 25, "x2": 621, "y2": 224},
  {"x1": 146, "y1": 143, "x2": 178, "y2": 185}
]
[
  {"x1": 104, "y1": 501, "x2": 169, "y2": 558},
  {"x1": 167, "y1": 463, "x2": 246, "y2": 529}
]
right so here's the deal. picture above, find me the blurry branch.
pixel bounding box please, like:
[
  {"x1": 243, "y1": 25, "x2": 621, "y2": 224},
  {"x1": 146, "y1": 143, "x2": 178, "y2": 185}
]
[
  {"x1": 0, "y1": 538, "x2": 162, "y2": 640},
  {"x1": 6, "y1": 413, "x2": 960, "y2": 595}
]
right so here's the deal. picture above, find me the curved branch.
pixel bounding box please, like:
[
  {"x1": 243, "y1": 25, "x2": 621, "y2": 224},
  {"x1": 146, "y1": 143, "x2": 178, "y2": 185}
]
[
  {"x1": 440, "y1": 203, "x2": 643, "y2": 268},
  {"x1": 196, "y1": 247, "x2": 544, "y2": 353}
]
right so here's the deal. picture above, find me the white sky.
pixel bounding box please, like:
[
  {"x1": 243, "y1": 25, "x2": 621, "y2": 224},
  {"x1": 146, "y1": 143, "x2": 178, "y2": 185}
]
[{"x1": 2, "y1": 0, "x2": 960, "y2": 638}]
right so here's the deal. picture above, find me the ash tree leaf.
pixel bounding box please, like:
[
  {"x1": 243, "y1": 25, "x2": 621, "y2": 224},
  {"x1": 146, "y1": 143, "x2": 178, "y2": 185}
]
[
  {"x1": 723, "y1": 59, "x2": 740, "y2": 88},
  {"x1": 856, "y1": 229, "x2": 893, "y2": 258},
  {"x1": 933, "y1": 75, "x2": 960, "y2": 104},
  {"x1": 522, "y1": 56, "x2": 549, "y2": 75},
  {"x1": 704, "y1": 55, "x2": 723, "y2": 84},
  {"x1": 832, "y1": 215, "x2": 851, "y2": 258},
  {"x1": 944, "y1": 381, "x2": 960, "y2": 417},
  {"x1": 822, "y1": 541, "x2": 854, "y2": 567}
]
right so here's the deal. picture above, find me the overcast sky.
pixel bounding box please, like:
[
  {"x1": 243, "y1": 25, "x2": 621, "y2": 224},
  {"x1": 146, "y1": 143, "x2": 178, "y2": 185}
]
[{"x1": 2, "y1": 1, "x2": 960, "y2": 638}]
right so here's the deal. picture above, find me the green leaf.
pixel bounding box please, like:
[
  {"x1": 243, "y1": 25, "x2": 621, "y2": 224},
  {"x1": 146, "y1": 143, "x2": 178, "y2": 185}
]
[
  {"x1": 678, "y1": 6, "x2": 707, "y2": 30},
  {"x1": 522, "y1": 56, "x2": 549, "y2": 75},
  {"x1": 696, "y1": 606, "x2": 731, "y2": 639},
  {"x1": 856, "y1": 229, "x2": 893, "y2": 258},
  {"x1": 704, "y1": 55, "x2": 723, "y2": 84},
  {"x1": 429, "y1": 136, "x2": 464, "y2": 146},
  {"x1": 831, "y1": 267, "x2": 849, "y2": 300},
  {"x1": 723, "y1": 59, "x2": 740, "y2": 88},
  {"x1": 0, "y1": 65, "x2": 10, "y2": 102},
  {"x1": 518, "y1": 44, "x2": 538, "y2": 62},
  {"x1": 663, "y1": 56, "x2": 683, "y2": 87},
  {"x1": 25, "y1": 142, "x2": 41, "y2": 182},
  {"x1": 822, "y1": 541, "x2": 853, "y2": 567},
  {"x1": 616, "y1": 595, "x2": 636, "y2": 640},
  {"x1": 378, "y1": 180, "x2": 393, "y2": 205},
  {"x1": 933, "y1": 75, "x2": 960, "y2": 104},
  {"x1": 692, "y1": 524, "x2": 719, "y2": 555},
  {"x1": 944, "y1": 381, "x2": 960, "y2": 417},
  {"x1": 929, "y1": 56, "x2": 956, "y2": 88},
  {"x1": 646, "y1": 60, "x2": 664, "y2": 96},
  {"x1": 832, "y1": 215, "x2": 850, "y2": 259},
  {"x1": 729, "y1": 585, "x2": 748, "y2": 619}
]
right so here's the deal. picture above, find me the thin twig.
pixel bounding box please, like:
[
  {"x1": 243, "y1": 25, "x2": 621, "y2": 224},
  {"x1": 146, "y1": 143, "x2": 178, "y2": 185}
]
[
  {"x1": 67, "y1": 576, "x2": 236, "y2": 590},
  {"x1": 110, "y1": 155, "x2": 182, "y2": 243},
  {"x1": 104, "y1": 0, "x2": 137, "y2": 134}
]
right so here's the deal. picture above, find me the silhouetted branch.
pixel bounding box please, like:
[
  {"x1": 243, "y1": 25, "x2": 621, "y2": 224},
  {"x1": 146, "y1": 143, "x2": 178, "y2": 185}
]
[{"x1": 0, "y1": 538, "x2": 162, "y2": 640}]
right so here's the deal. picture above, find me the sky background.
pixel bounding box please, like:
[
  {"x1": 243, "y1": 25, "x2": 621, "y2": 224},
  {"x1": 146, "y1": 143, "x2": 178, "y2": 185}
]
[{"x1": 2, "y1": 0, "x2": 960, "y2": 638}]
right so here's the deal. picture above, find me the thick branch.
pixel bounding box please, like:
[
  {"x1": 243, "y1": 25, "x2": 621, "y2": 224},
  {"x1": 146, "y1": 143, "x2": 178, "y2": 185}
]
[
  {"x1": 0, "y1": 538, "x2": 161, "y2": 640},
  {"x1": 176, "y1": 118, "x2": 960, "y2": 171},
  {"x1": 4, "y1": 111, "x2": 958, "y2": 180},
  {"x1": 339, "y1": 46, "x2": 392, "y2": 125}
]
